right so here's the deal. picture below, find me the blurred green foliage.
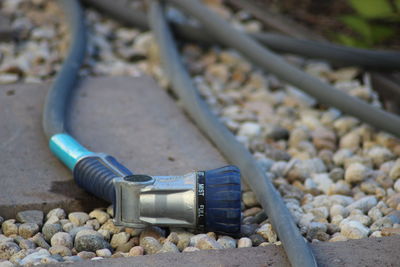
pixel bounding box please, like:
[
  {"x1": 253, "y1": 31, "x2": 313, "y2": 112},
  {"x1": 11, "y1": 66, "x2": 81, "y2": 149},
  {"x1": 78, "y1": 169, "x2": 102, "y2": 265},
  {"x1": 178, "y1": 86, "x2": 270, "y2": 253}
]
[{"x1": 336, "y1": 0, "x2": 399, "y2": 47}]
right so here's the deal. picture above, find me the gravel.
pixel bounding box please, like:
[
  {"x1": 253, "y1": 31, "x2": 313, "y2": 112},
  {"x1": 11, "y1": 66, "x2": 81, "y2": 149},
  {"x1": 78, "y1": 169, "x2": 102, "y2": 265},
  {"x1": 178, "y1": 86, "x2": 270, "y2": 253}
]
[{"x1": 1, "y1": 0, "x2": 400, "y2": 265}]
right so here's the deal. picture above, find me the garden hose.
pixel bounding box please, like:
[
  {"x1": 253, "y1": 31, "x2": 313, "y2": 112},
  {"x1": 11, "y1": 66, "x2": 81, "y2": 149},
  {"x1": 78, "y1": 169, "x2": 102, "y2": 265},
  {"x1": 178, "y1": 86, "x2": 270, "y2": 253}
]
[
  {"x1": 167, "y1": 0, "x2": 400, "y2": 138},
  {"x1": 148, "y1": 2, "x2": 317, "y2": 267},
  {"x1": 42, "y1": 0, "x2": 86, "y2": 139},
  {"x1": 81, "y1": 0, "x2": 400, "y2": 70},
  {"x1": 43, "y1": 0, "x2": 242, "y2": 235}
]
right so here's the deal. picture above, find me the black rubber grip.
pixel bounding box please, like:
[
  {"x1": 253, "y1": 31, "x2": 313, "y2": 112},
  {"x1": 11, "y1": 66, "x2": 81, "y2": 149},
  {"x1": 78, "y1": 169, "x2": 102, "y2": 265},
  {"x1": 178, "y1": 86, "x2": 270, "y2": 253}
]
[{"x1": 73, "y1": 155, "x2": 132, "y2": 203}]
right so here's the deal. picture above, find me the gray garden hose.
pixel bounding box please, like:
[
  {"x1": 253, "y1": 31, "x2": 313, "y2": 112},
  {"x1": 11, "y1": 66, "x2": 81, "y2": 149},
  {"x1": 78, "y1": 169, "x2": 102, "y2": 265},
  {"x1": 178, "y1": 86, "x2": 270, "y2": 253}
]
[
  {"x1": 43, "y1": 0, "x2": 86, "y2": 139},
  {"x1": 148, "y1": 2, "x2": 318, "y2": 267},
  {"x1": 168, "y1": 0, "x2": 400, "y2": 138},
  {"x1": 81, "y1": 0, "x2": 400, "y2": 70}
]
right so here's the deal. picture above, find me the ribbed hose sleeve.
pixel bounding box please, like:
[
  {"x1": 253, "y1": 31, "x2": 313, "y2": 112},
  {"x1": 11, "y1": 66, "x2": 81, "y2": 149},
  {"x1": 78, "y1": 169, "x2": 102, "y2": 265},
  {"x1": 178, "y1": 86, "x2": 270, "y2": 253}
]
[
  {"x1": 168, "y1": 0, "x2": 400, "y2": 138},
  {"x1": 148, "y1": 2, "x2": 317, "y2": 267},
  {"x1": 43, "y1": 0, "x2": 86, "y2": 139}
]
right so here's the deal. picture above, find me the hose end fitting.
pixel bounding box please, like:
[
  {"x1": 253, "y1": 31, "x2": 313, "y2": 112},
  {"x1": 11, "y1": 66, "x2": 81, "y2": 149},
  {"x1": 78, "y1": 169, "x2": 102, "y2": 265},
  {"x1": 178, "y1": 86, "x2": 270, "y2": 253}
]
[{"x1": 114, "y1": 165, "x2": 241, "y2": 234}]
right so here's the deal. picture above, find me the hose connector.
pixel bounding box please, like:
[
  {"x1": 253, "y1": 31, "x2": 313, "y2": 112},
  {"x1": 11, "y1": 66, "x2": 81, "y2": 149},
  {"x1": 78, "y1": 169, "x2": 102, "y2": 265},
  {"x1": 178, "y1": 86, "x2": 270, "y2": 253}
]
[{"x1": 113, "y1": 166, "x2": 241, "y2": 234}]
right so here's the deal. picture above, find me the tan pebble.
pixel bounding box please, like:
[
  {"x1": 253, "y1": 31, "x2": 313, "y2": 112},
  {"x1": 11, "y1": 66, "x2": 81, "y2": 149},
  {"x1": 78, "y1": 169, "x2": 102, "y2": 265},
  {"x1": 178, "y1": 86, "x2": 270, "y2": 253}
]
[
  {"x1": 116, "y1": 238, "x2": 136, "y2": 253},
  {"x1": 18, "y1": 223, "x2": 39, "y2": 239},
  {"x1": 182, "y1": 247, "x2": 200, "y2": 252},
  {"x1": 128, "y1": 246, "x2": 144, "y2": 256},
  {"x1": 110, "y1": 232, "x2": 130, "y2": 248},
  {"x1": 68, "y1": 212, "x2": 90, "y2": 226},
  {"x1": 89, "y1": 210, "x2": 110, "y2": 225},
  {"x1": 1, "y1": 220, "x2": 18, "y2": 236},
  {"x1": 165, "y1": 232, "x2": 179, "y2": 245},
  {"x1": 243, "y1": 207, "x2": 262, "y2": 217},
  {"x1": 96, "y1": 248, "x2": 112, "y2": 258},
  {"x1": 77, "y1": 251, "x2": 96, "y2": 259},
  {"x1": 196, "y1": 236, "x2": 222, "y2": 250}
]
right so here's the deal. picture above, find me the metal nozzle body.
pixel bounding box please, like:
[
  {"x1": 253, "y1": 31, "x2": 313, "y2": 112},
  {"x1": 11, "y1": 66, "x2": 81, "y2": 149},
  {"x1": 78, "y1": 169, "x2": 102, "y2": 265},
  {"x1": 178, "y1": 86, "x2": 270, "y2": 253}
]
[{"x1": 113, "y1": 172, "x2": 199, "y2": 229}]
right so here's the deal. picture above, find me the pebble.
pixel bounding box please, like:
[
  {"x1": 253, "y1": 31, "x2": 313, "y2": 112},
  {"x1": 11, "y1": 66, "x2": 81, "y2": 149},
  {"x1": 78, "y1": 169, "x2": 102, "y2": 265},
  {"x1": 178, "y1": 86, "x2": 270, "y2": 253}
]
[
  {"x1": 96, "y1": 248, "x2": 112, "y2": 258},
  {"x1": 249, "y1": 234, "x2": 266, "y2": 246},
  {"x1": 19, "y1": 249, "x2": 50, "y2": 265},
  {"x1": 330, "y1": 204, "x2": 349, "y2": 218},
  {"x1": 381, "y1": 227, "x2": 400, "y2": 236},
  {"x1": 182, "y1": 247, "x2": 200, "y2": 252},
  {"x1": 18, "y1": 223, "x2": 39, "y2": 239},
  {"x1": 157, "y1": 241, "x2": 180, "y2": 253},
  {"x1": 386, "y1": 193, "x2": 400, "y2": 209},
  {"x1": 50, "y1": 232, "x2": 73, "y2": 249},
  {"x1": 64, "y1": 255, "x2": 84, "y2": 262},
  {"x1": 45, "y1": 215, "x2": 60, "y2": 225},
  {"x1": 367, "y1": 146, "x2": 394, "y2": 167},
  {"x1": 329, "y1": 233, "x2": 348, "y2": 242},
  {"x1": 238, "y1": 122, "x2": 261, "y2": 138},
  {"x1": 196, "y1": 236, "x2": 223, "y2": 250},
  {"x1": 394, "y1": 179, "x2": 400, "y2": 192},
  {"x1": 17, "y1": 239, "x2": 36, "y2": 250},
  {"x1": 176, "y1": 232, "x2": 193, "y2": 251},
  {"x1": 140, "y1": 237, "x2": 162, "y2": 254},
  {"x1": 256, "y1": 224, "x2": 277, "y2": 243},
  {"x1": 63, "y1": 222, "x2": 74, "y2": 232},
  {"x1": 345, "y1": 163, "x2": 368, "y2": 183},
  {"x1": 30, "y1": 233, "x2": 50, "y2": 249},
  {"x1": 42, "y1": 223, "x2": 62, "y2": 241},
  {"x1": 110, "y1": 232, "x2": 130, "y2": 248},
  {"x1": 128, "y1": 246, "x2": 144, "y2": 256},
  {"x1": 69, "y1": 227, "x2": 94, "y2": 240},
  {"x1": 165, "y1": 232, "x2": 179, "y2": 245},
  {"x1": 77, "y1": 251, "x2": 96, "y2": 259},
  {"x1": 89, "y1": 210, "x2": 110, "y2": 224},
  {"x1": 307, "y1": 222, "x2": 328, "y2": 241},
  {"x1": 312, "y1": 173, "x2": 333, "y2": 194},
  {"x1": 139, "y1": 226, "x2": 165, "y2": 241},
  {"x1": 340, "y1": 220, "x2": 370, "y2": 239},
  {"x1": 85, "y1": 219, "x2": 100, "y2": 230},
  {"x1": 0, "y1": 242, "x2": 20, "y2": 260},
  {"x1": 16, "y1": 210, "x2": 44, "y2": 227},
  {"x1": 389, "y1": 159, "x2": 400, "y2": 179},
  {"x1": 242, "y1": 191, "x2": 259, "y2": 207},
  {"x1": 1, "y1": 220, "x2": 18, "y2": 236},
  {"x1": 329, "y1": 168, "x2": 345, "y2": 182},
  {"x1": 115, "y1": 238, "x2": 136, "y2": 253},
  {"x1": 74, "y1": 234, "x2": 110, "y2": 252},
  {"x1": 49, "y1": 245, "x2": 72, "y2": 256},
  {"x1": 189, "y1": 234, "x2": 208, "y2": 247},
  {"x1": 237, "y1": 237, "x2": 252, "y2": 248},
  {"x1": 346, "y1": 196, "x2": 377, "y2": 213},
  {"x1": 10, "y1": 249, "x2": 32, "y2": 264},
  {"x1": 97, "y1": 229, "x2": 111, "y2": 241},
  {"x1": 100, "y1": 219, "x2": 123, "y2": 235},
  {"x1": 46, "y1": 208, "x2": 66, "y2": 220},
  {"x1": 217, "y1": 236, "x2": 236, "y2": 249},
  {"x1": 68, "y1": 212, "x2": 90, "y2": 226}
]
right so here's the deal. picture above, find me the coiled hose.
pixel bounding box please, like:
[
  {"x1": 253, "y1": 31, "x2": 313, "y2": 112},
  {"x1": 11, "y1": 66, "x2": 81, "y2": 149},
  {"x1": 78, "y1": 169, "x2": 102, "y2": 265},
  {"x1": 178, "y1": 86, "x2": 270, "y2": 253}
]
[
  {"x1": 148, "y1": 2, "x2": 317, "y2": 267},
  {"x1": 167, "y1": 0, "x2": 400, "y2": 138},
  {"x1": 81, "y1": 0, "x2": 400, "y2": 70},
  {"x1": 42, "y1": 0, "x2": 87, "y2": 139}
]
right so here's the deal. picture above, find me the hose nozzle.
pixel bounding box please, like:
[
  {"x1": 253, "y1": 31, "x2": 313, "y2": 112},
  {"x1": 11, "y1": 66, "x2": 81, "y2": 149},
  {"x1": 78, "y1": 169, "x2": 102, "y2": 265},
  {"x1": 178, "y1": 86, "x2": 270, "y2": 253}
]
[{"x1": 113, "y1": 166, "x2": 241, "y2": 234}]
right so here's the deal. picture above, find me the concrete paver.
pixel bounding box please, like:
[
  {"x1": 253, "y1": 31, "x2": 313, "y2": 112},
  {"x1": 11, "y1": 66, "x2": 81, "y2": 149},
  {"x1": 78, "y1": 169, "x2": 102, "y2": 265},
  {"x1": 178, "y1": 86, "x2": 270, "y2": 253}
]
[
  {"x1": 0, "y1": 76, "x2": 225, "y2": 219},
  {"x1": 39, "y1": 236, "x2": 400, "y2": 267}
]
